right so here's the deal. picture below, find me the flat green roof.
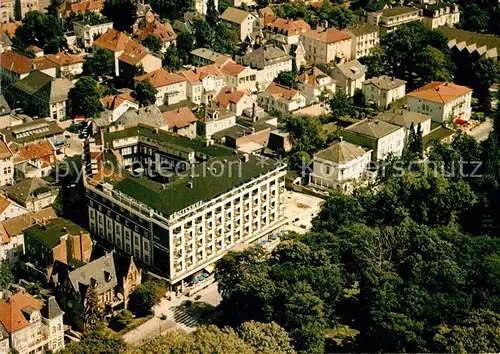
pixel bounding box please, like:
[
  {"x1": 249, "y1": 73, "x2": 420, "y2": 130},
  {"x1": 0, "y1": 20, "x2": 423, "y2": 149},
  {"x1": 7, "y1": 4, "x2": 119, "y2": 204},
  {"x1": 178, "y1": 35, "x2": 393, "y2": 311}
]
[
  {"x1": 109, "y1": 154, "x2": 280, "y2": 217},
  {"x1": 24, "y1": 218, "x2": 88, "y2": 249},
  {"x1": 105, "y1": 124, "x2": 235, "y2": 157}
]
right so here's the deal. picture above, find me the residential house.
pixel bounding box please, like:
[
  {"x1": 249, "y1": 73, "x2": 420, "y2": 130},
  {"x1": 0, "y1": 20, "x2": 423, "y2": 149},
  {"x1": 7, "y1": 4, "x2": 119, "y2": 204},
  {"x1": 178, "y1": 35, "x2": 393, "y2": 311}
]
[
  {"x1": 220, "y1": 7, "x2": 259, "y2": 42},
  {"x1": 243, "y1": 44, "x2": 292, "y2": 90},
  {"x1": 214, "y1": 120, "x2": 275, "y2": 153},
  {"x1": 0, "y1": 208, "x2": 57, "y2": 266},
  {"x1": 114, "y1": 105, "x2": 165, "y2": 129},
  {"x1": 23, "y1": 217, "x2": 92, "y2": 278},
  {"x1": 362, "y1": 75, "x2": 406, "y2": 108},
  {"x1": 133, "y1": 10, "x2": 177, "y2": 53},
  {"x1": 0, "y1": 51, "x2": 56, "y2": 86},
  {"x1": 0, "y1": 194, "x2": 28, "y2": 222},
  {"x1": 0, "y1": 0, "x2": 39, "y2": 23},
  {"x1": 10, "y1": 140, "x2": 57, "y2": 178},
  {"x1": 342, "y1": 118, "x2": 405, "y2": 161},
  {"x1": 218, "y1": 60, "x2": 258, "y2": 92},
  {"x1": 300, "y1": 27, "x2": 352, "y2": 64},
  {"x1": 309, "y1": 139, "x2": 372, "y2": 192},
  {"x1": 162, "y1": 107, "x2": 197, "y2": 139},
  {"x1": 258, "y1": 82, "x2": 307, "y2": 113},
  {"x1": 215, "y1": 86, "x2": 255, "y2": 116},
  {"x1": 407, "y1": 81, "x2": 473, "y2": 124},
  {"x1": 58, "y1": 0, "x2": 103, "y2": 17},
  {"x1": 0, "y1": 32, "x2": 12, "y2": 53},
  {"x1": 0, "y1": 119, "x2": 65, "y2": 146},
  {"x1": 0, "y1": 292, "x2": 65, "y2": 354},
  {"x1": 46, "y1": 53, "x2": 85, "y2": 78},
  {"x1": 0, "y1": 141, "x2": 13, "y2": 186},
  {"x1": 265, "y1": 18, "x2": 311, "y2": 45},
  {"x1": 118, "y1": 41, "x2": 162, "y2": 83},
  {"x1": 194, "y1": 0, "x2": 218, "y2": 16},
  {"x1": 258, "y1": 6, "x2": 276, "y2": 26},
  {"x1": 94, "y1": 28, "x2": 132, "y2": 77},
  {"x1": 4, "y1": 178, "x2": 58, "y2": 212},
  {"x1": 375, "y1": 108, "x2": 432, "y2": 145},
  {"x1": 297, "y1": 66, "x2": 336, "y2": 105},
  {"x1": 73, "y1": 18, "x2": 114, "y2": 49},
  {"x1": 54, "y1": 251, "x2": 141, "y2": 329},
  {"x1": 331, "y1": 60, "x2": 366, "y2": 97},
  {"x1": 26, "y1": 45, "x2": 43, "y2": 58},
  {"x1": 420, "y1": 2, "x2": 459, "y2": 29},
  {"x1": 180, "y1": 65, "x2": 226, "y2": 105},
  {"x1": 197, "y1": 107, "x2": 237, "y2": 139},
  {"x1": 135, "y1": 68, "x2": 187, "y2": 106},
  {"x1": 99, "y1": 91, "x2": 139, "y2": 123},
  {"x1": 10, "y1": 71, "x2": 74, "y2": 121},
  {"x1": 190, "y1": 48, "x2": 229, "y2": 67},
  {"x1": 345, "y1": 23, "x2": 379, "y2": 59},
  {"x1": 367, "y1": 6, "x2": 423, "y2": 34},
  {"x1": 437, "y1": 26, "x2": 500, "y2": 60}
]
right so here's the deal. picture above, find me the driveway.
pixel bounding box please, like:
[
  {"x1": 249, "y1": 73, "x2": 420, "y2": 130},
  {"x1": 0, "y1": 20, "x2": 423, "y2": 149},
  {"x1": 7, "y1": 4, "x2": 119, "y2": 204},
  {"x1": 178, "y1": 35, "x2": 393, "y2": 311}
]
[{"x1": 467, "y1": 118, "x2": 493, "y2": 142}]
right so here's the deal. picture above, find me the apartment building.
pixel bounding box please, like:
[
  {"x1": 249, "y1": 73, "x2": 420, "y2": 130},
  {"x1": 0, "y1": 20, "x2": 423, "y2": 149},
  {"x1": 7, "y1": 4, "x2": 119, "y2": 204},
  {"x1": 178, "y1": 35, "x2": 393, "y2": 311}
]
[
  {"x1": 421, "y1": 2, "x2": 459, "y2": 29},
  {"x1": 135, "y1": 69, "x2": 187, "y2": 106},
  {"x1": 331, "y1": 60, "x2": 366, "y2": 97},
  {"x1": 218, "y1": 60, "x2": 258, "y2": 92},
  {"x1": 342, "y1": 119, "x2": 405, "y2": 161},
  {"x1": 346, "y1": 24, "x2": 379, "y2": 59},
  {"x1": 0, "y1": 141, "x2": 13, "y2": 186},
  {"x1": 258, "y1": 83, "x2": 307, "y2": 113},
  {"x1": 362, "y1": 75, "x2": 406, "y2": 108},
  {"x1": 220, "y1": 7, "x2": 259, "y2": 42},
  {"x1": 300, "y1": 27, "x2": 352, "y2": 64},
  {"x1": 180, "y1": 65, "x2": 226, "y2": 105},
  {"x1": 407, "y1": 81, "x2": 473, "y2": 124},
  {"x1": 367, "y1": 6, "x2": 423, "y2": 34},
  {"x1": 265, "y1": 18, "x2": 311, "y2": 45},
  {"x1": 0, "y1": 0, "x2": 39, "y2": 23},
  {"x1": 243, "y1": 45, "x2": 292, "y2": 90},
  {"x1": 198, "y1": 108, "x2": 237, "y2": 139},
  {"x1": 310, "y1": 139, "x2": 372, "y2": 192},
  {"x1": 84, "y1": 125, "x2": 287, "y2": 289},
  {"x1": 375, "y1": 108, "x2": 432, "y2": 144},
  {"x1": 73, "y1": 19, "x2": 113, "y2": 49},
  {"x1": 0, "y1": 292, "x2": 64, "y2": 354}
]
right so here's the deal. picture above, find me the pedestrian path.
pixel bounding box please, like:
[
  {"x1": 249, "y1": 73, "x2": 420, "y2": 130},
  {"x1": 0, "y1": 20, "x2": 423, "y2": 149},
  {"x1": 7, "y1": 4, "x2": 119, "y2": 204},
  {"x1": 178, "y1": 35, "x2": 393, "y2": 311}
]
[{"x1": 162, "y1": 306, "x2": 198, "y2": 331}]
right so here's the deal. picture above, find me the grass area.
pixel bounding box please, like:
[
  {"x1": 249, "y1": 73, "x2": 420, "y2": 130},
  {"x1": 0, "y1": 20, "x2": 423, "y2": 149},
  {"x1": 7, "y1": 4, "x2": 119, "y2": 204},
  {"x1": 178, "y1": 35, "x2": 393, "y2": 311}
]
[
  {"x1": 321, "y1": 122, "x2": 338, "y2": 139},
  {"x1": 111, "y1": 314, "x2": 154, "y2": 335}
]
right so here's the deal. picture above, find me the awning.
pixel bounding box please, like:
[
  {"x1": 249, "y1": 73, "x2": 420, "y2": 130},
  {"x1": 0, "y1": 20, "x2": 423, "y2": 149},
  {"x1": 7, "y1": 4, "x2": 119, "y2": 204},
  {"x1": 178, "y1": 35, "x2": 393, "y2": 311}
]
[{"x1": 204, "y1": 263, "x2": 216, "y2": 274}]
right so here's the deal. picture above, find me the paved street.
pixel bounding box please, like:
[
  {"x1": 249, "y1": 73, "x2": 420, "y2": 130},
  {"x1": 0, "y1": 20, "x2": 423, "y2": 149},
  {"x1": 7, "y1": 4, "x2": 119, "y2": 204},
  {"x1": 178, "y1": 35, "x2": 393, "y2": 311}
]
[{"x1": 467, "y1": 118, "x2": 493, "y2": 142}]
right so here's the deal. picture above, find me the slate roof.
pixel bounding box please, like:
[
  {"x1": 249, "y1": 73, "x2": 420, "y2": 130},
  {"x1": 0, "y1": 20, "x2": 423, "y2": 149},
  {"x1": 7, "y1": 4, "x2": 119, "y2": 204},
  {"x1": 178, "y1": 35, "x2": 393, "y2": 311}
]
[
  {"x1": 363, "y1": 75, "x2": 406, "y2": 90},
  {"x1": 67, "y1": 252, "x2": 119, "y2": 295},
  {"x1": 40, "y1": 296, "x2": 63, "y2": 319},
  {"x1": 221, "y1": 7, "x2": 253, "y2": 24},
  {"x1": 344, "y1": 118, "x2": 402, "y2": 139},
  {"x1": 5, "y1": 177, "x2": 57, "y2": 206},
  {"x1": 13, "y1": 71, "x2": 74, "y2": 103},
  {"x1": 115, "y1": 105, "x2": 165, "y2": 128},
  {"x1": 437, "y1": 27, "x2": 500, "y2": 54},
  {"x1": 243, "y1": 45, "x2": 290, "y2": 68},
  {"x1": 407, "y1": 81, "x2": 472, "y2": 104},
  {"x1": 190, "y1": 48, "x2": 226, "y2": 63},
  {"x1": 346, "y1": 23, "x2": 379, "y2": 37},
  {"x1": 333, "y1": 60, "x2": 366, "y2": 80},
  {"x1": 376, "y1": 108, "x2": 430, "y2": 129},
  {"x1": 315, "y1": 140, "x2": 369, "y2": 164}
]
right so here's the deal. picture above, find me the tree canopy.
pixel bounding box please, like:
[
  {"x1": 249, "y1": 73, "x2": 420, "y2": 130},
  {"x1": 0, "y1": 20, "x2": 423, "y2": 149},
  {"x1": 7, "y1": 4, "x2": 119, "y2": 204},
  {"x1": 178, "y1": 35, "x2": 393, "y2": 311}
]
[
  {"x1": 102, "y1": 0, "x2": 136, "y2": 31},
  {"x1": 68, "y1": 77, "x2": 102, "y2": 118},
  {"x1": 84, "y1": 48, "x2": 115, "y2": 78},
  {"x1": 134, "y1": 80, "x2": 157, "y2": 107},
  {"x1": 13, "y1": 11, "x2": 66, "y2": 53},
  {"x1": 142, "y1": 34, "x2": 163, "y2": 54}
]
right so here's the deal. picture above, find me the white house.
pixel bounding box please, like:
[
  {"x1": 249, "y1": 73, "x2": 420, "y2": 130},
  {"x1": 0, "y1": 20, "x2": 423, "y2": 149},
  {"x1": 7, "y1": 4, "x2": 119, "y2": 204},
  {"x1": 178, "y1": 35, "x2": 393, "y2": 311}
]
[
  {"x1": 100, "y1": 92, "x2": 139, "y2": 123},
  {"x1": 135, "y1": 68, "x2": 187, "y2": 106},
  {"x1": 421, "y1": 2, "x2": 460, "y2": 29},
  {"x1": 265, "y1": 18, "x2": 311, "y2": 45},
  {"x1": 309, "y1": 139, "x2": 372, "y2": 192},
  {"x1": 220, "y1": 7, "x2": 259, "y2": 41},
  {"x1": 218, "y1": 60, "x2": 258, "y2": 92},
  {"x1": 300, "y1": 27, "x2": 352, "y2": 64},
  {"x1": 180, "y1": 65, "x2": 226, "y2": 105},
  {"x1": 375, "y1": 108, "x2": 432, "y2": 145},
  {"x1": 0, "y1": 141, "x2": 13, "y2": 186},
  {"x1": 342, "y1": 119, "x2": 406, "y2": 161},
  {"x1": 257, "y1": 83, "x2": 307, "y2": 113},
  {"x1": 407, "y1": 81, "x2": 473, "y2": 124},
  {"x1": 73, "y1": 19, "x2": 114, "y2": 49},
  {"x1": 345, "y1": 23, "x2": 379, "y2": 59},
  {"x1": 198, "y1": 108, "x2": 237, "y2": 139},
  {"x1": 214, "y1": 86, "x2": 255, "y2": 116},
  {"x1": 46, "y1": 53, "x2": 85, "y2": 78},
  {"x1": 362, "y1": 75, "x2": 406, "y2": 108},
  {"x1": 297, "y1": 66, "x2": 336, "y2": 105},
  {"x1": 243, "y1": 45, "x2": 292, "y2": 90},
  {"x1": 331, "y1": 60, "x2": 366, "y2": 97},
  {"x1": 0, "y1": 195, "x2": 28, "y2": 222}
]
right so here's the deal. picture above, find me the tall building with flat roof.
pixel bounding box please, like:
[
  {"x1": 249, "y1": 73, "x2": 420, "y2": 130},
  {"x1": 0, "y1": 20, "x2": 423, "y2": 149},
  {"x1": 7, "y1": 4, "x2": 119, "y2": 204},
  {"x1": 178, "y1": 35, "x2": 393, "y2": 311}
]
[{"x1": 84, "y1": 125, "x2": 287, "y2": 289}]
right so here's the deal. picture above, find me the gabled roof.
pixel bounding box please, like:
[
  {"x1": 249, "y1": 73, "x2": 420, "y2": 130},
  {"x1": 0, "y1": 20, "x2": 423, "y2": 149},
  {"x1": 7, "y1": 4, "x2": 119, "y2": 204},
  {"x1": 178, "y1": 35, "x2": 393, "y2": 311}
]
[
  {"x1": 299, "y1": 66, "x2": 334, "y2": 88},
  {"x1": 135, "y1": 68, "x2": 186, "y2": 87},
  {"x1": 407, "y1": 81, "x2": 472, "y2": 104},
  {"x1": 94, "y1": 29, "x2": 131, "y2": 52},
  {"x1": 0, "y1": 195, "x2": 12, "y2": 217},
  {"x1": 221, "y1": 7, "x2": 254, "y2": 24},
  {"x1": 67, "y1": 252, "x2": 119, "y2": 295},
  {"x1": 0, "y1": 31, "x2": 12, "y2": 47},
  {"x1": 115, "y1": 105, "x2": 165, "y2": 128},
  {"x1": 219, "y1": 60, "x2": 247, "y2": 76},
  {"x1": 301, "y1": 27, "x2": 351, "y2": 44},
  {"x1": 69, "y1": 0, "x2": 103, "y2": 14},
  {"x1": 333, "y1": 60, "x2": 366, "y2": 80},
  {"x1": 134, "y1": 19, "x2": 177, "y2": 43},
  {"x1": 163, "y1": 107, "x2": 197, "y2": 129},
  {"x1": 344, "y1": 118, "x2": 402, "y2": 139},
  {"x1": 1, "y1": 207, "x2": 57, "y2": 239},
  {"x1": 346, "y1": 23, "x2": 379, "y2": 37},
  {"x1": 262, "y1": 82, "x2": 299, "y2": 101},
  {"x1": 0, "y1": 95, "x2": 11, "y2": 116},
  {"x1": 0, "y1": 292, "x2": 43, "y2": 333},
  {"x1": 0, "y1": 140, "x2": 12, "y2": 159},
  {"x1": 12, "y1": 71, "x2": 74, "y2": 103},
  {"x1": 100, "y1": 92, "x2": 137, "y2": 110},
  {"x1": 314, "y1": 140, "x2": 369, "y2": 164},
  {"x1": 268, "y1": 18, "x2": 311, "y2": 35},
  {"x1": 46, "y1": 52, "x2": 85, "y2": 67},
  {"x1": 376, "y1": 108, "x2": 431, "y2": 129},
  {"x1": 118, "y1": 40, "x2": 149, "y2": 65},
  {"x1": 243, "y1": 45, "x2": 290, "y2": 67},
  {"x1": 5, "y1": 177, "x2": 57, "y2": 205},
  {"x1": 0, "y1": 51, "x2": 56, "y2": 75},
  {"x1": 363, "y1": 75, "x2": 406, "y2": 91},
  {"x1": 11, "y1": 140, "x2": 56, "y2": 164},
  {"x1": 215, "y1": 86, "x2": 248, "y2": 108}
]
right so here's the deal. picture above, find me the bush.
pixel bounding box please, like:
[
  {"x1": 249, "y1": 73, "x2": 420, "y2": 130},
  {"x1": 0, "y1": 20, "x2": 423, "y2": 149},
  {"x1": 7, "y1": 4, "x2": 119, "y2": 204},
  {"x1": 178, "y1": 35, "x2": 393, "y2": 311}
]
[
  {"x1": 111, "y1": 309, "x2": 134, "y2": 331},
  {"x1": 128, "y1": 282, "x2": 163, "y2": 317}
]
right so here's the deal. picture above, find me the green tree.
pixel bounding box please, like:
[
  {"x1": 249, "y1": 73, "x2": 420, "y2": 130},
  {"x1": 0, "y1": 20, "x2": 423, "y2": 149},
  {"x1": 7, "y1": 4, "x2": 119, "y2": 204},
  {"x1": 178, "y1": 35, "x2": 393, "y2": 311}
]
[
  {"x1": 472, "y1": 58, "x2": 500, "y2": 110},
  {"x1": 0, "y1": 261, "x2": 13, "y2": 289},
  {"x1": 281, "y1": 114, "x2": 325, "y2": 154},
  {"x1": 111, "y1": 309, "x2": 134, "y2": 331},
  {"x1": 359, "y1": 45, "x2": 390, "y2": 78},
  {"x1": 102, "y1": 0, "x2": 136, "y2": 31},
  {"x1": 84, "y1": 48, "x2": 115, "y2": 78},
  {"x1": 237, "y1": 321, "x2": 295, "y2": 354},
  {"x1": 206, "y1": 0, "x2": 219, "y2": 27},
  {"x1": 128, "y1": 282, "x2": 163, "y2": 317},
  {"x1": 328, "y1": 90, "x2": 352, "y2": 120},
  {"x1": 13, "y1": 11, "x2": 66, "y2": 53},
  {"x1": 213, "y1": 22, "x2": 240, "y2": 55},
  {"x1": 142, "y1": 34, "x2": 163, "y2": 54},
  {"x1": 68, "y1": 77, "x2": 102, "y2": 118},
  {"x1": 193, "y1": 18, "x2": 215, "y2": 49},
  {"x1": 83, "y1": 285, "x2": 103, "y2": 333},
  {"x1": 14, "y1": 0, "x2": 21, "y2": 21},
  {"x1": 275, "y1": 71, "x2": 299, "y2": 89},
  {"x1": 327, "y1": 7, "x2": 354, "y2": 29},
  {"x1": 176, "y1": 30, "x2": 195, "y2": 62},
  {"x1": 163, "y1": 45, "x2": 183, "y2": 71},
  {"x1": 149, "y1": 0, "x2": 193, "y2": 22},
  {"x1": 415, "y1": 45, "x2": 454, "y2": 86},
  {"x1": 135, "y1": 80, "x2": 157, "y2": 107},
  {"x1": 59, "y1": 326, "x2": 129, "y2": 354}
]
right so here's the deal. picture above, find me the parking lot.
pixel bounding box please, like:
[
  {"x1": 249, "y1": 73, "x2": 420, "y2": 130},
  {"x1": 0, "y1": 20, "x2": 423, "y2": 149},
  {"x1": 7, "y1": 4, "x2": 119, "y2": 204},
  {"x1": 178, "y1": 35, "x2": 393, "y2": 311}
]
[{"x1": 284, "y1": 190, "x2": 324, "y2": 234}]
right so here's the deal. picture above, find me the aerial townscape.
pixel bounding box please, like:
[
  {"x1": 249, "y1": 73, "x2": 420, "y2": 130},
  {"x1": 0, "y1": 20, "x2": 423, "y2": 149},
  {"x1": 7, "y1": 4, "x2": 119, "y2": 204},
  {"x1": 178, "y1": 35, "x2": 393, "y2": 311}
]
[{"x1": 0, "y1": 0, "x2": 500, "y2": 352}]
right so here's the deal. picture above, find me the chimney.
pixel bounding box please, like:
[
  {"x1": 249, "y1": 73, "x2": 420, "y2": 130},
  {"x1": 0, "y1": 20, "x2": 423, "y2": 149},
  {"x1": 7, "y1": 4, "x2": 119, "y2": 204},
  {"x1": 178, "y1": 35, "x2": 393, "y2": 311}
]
[{"x1": 252, "y1": 103, "x2": 256, "y2": 122}]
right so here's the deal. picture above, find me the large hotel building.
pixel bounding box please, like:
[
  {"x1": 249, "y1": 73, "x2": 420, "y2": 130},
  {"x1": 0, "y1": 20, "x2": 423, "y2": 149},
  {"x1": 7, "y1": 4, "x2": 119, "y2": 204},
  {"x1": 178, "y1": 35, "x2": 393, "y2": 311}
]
[{"x1": 83, "y1": 124, "x2": 286, "y2": 289}]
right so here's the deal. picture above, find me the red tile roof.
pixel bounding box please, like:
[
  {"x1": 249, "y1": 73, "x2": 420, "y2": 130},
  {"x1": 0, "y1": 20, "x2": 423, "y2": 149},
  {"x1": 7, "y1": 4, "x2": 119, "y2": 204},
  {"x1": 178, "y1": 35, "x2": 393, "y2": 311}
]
[
  {"x1": 219, "y1": 60, "x2": 246, "y2": 76},
  {"x1": 268, "y1": 18, "x2": 311, "y2": 35},
  {"x1": 163, "y1": 107, "x2": 196, "y2": 129},
  {"x1": 11, "y1": 140, "x2": 56, "y2": 164},
  {"x1": 0, "y1": 292, "x2": 43, "y2": 333},
  {"x1": 100, "y1": 92, "x2": 137, "y2": 110},
  {"x1": 407, "y1": 82, "x2": 472, "y2": 104},
  {"x1": 265, "y1": 82, "x2": 299, "y2": 100},
  {"x1": 134, "y1": 20, "x2": 177, "y2": 43},
  {"x1": 69, "y1": 0, "x2": 103, "y2": 14},
  {"x1": 0, "y1": 51, "x2": 56, "y2": 75},
  {"x1": 118, "y1": 40, "x2": 148, "y2": 65},
  {"x1": 301, "y1": 28, "x2": 351, "y2": 44},
  {"x1": 0, "y1": 140, "x2": 13, "y2": 159},
  {"x1": 215, "y1": 86, "x2": 247, "y2": 108},
  {"x1": 94, "y1": 29, "x2": 131, "y2": 52},
  {"x1": 0, "y1": 195, "x2": 12, "y2": 218},
  {"x1": 135, "y1": 68, "x2": 186, "y2": 87},
  {"x1": 46, "y1": 53, "x2": 85, "y2": 67}
]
